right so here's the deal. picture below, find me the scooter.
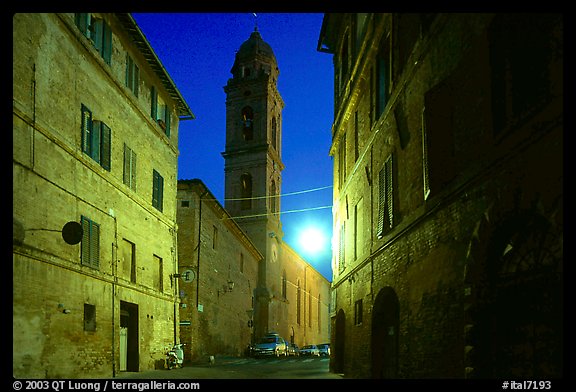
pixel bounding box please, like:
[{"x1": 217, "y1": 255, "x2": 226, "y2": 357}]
[{"x1": 166, "y1": 343, "x2": 185, "y2": 369}]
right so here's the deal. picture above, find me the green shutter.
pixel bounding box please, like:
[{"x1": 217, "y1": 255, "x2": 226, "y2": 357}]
[
  {"x1": 151, "y1": 86, "x2": 157, "y2": 119},
  {"x1": 90, "y1": 222, "x2": 100, "y2": 268},
  {"x1": 100, "y1": 122, "x2": 111, "y2": 171},
  {"x1": 385, "y1": 155, "x2": 393, "y2": 229},
  {"x1": 102, "y1": 21, "x2": 112, "y2": 65},
  {"x1": 377, "y1": 166, "x2": 385, "y2": 238},
  {"x1": 164, "y1": 107, "x2": 171, "y2": 136},
  {"x1": 91, "y1": 121, "x2": 101, "y2": 164},
  {"x1": 81, "y1": 216, "x2": 91, "y2": 265},
  {"x1": 81, "y1": 105, "x2": 92, "y2": 155}
]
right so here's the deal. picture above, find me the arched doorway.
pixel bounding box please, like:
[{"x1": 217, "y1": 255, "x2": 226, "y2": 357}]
[
  {"x1": 371, "y1": 287, "x2": 400, "y2": 378},
  {"x1": 465, "y1": 209, "x2": 562, "y2": 378},
  {"x1": 333, "y1": 309, "x2": 346, "y2": 374}
]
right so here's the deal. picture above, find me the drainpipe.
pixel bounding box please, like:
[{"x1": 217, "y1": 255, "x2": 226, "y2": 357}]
[{"x1": 196, "y1": 190, "x2": 208, "y2": 309}]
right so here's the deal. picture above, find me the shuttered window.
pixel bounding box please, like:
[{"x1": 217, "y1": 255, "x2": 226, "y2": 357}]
[
  {"x1": 152, "y1": 170, "x2": 164, "y2": 212},
  {"x1": 125, "y1": 53, "x2": 139, "y2": 97},
  {"x1": 81, "y1": 216, "x2": 100, "y2": 269},
  {"x1": 339, "y1": 222, "x2": 346, "y2": 272},
  {"x1": 81, "y1": 105, "x2": 112, "y2": 171},
  {"x1": 74, "y1": 14, "x2": 112, "y2": 65},
  {"x1": 377, "y1": 154, "x2": 394, "y2": 238},
  {"x1": 123, "y1": 143, "x2": 137, "y2": 191}
]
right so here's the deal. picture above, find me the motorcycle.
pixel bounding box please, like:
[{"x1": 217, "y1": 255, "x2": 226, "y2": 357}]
[{"x1": 166, "y1": 343, "x2": 185, "y2": 369}]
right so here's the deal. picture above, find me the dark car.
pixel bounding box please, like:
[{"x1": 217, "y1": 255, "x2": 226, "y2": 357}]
[{"x1": 287, "y1": 343, "x2": 300, "y2": 356}]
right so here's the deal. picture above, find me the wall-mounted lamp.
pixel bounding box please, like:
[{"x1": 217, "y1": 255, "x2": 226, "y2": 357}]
[{"x1": 218, "y1": 280, "x2": 235, "y2": 297}]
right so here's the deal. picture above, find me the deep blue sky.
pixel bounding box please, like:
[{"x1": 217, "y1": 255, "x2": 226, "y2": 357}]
[{"x1": 132, "y1": 13, "x2": 334, "y2": 281}]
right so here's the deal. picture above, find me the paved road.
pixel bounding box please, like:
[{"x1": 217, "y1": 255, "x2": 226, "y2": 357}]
[{"x1": 115, "y1": 356, "x2": 343, "y2": 380}]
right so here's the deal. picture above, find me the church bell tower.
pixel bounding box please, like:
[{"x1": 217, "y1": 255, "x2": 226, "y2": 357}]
[{"x1": 222, "y1": 27, "x2": 285, "y2": 338}]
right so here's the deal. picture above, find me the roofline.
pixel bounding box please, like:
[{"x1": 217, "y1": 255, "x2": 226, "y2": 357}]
[{"x1": 116, "y1": 13, "x2": 195, "y2": 120}]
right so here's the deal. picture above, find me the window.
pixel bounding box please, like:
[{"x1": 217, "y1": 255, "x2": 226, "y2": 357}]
[
  {"x1": 81, "y1": 104, "x2": 111, "y2": 171},
  {"x1": 150, "y1": 86, "x2": 157, "y2": 119},
  {"x1": 84, "y1": 303, "x2": 96, "y2": 331},
  {"x1": 338, "y1": 133, "x2": 346, "y2": 189},
  {"x1": 423, "y1": 81, "x2": 456, "y2": 195},
  {"x1": 489, "y1": 14, "x2": 558, "y2": 136},
  {"x1": 152, "y1": 170, "x2": 164, "y2": 212},
  {"x1": 240, "y1": 173, "x2": 252, "y2": 210},
  {"x1": 81, "y1": 216, "x2": 100, "y2": 269},
  {"x1": 354, "y1": 111, "x2": 359, "y2": 161},
  {"x1": 297, "y1": 280, "x2": 301, "y2": 325},
  {"x1": 354, "y1": 299, "x2": 363, "y2": 325},
  {"x1": 212, "y1": 225, "x2": 218, "y2": 250},
  {"x1": 281, "y1": 270, "x2": 287, "y2": 299},
  {"x1": 123, "y1": 143, "x2": 137, "y2": 191},
  {"x1": 121, "y1": 238, "x2": 136, "y2": 283},
  {"x1": 339, "y1": 222, "x2": 346, "y2": 271},
  {"x1": 270, "y1": 181, "x2": 277, "y2": 214},
  {"x1": 181, "y1": 200, "x2": 190, "y2": 208},
  {"x1": 241, "y1": 107, "x2": 254, "y2": 141},
  {"x1": 271, "y1": 116, "x2": 278, "y2": 150},
  {"x1": 75, "y1": 14, "x2": 112, "y2": 65},
  {"x1": 240, "y1": 253, "x2": 244, "y2": 273},
  {"x1": 153, "y1": 254, "x2": 163, "y2": 292},
  {"x1": 376, "y1": 34, "x2": 391, "y2": 119},
  {"x1": 377, "y1": 155, "x2": 394, "y2": 238},
  {"x1": 125, "y1": 54, "x2": 139, "y2": 97},
  {"x1": 354, "y1": 198, "x2": 364, "y2": 261},
  {"x1": 308, "y1": 291, "x2": 313, "y2": 328}
]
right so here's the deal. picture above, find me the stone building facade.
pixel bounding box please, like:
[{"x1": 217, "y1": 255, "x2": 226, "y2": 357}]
[
  {"x1": 13, "y1": 13, "x2": 193, "y2": 378},
  {"x1": 318, "y1": 13, "x2": 562, "y2": 378},
  {"x1": 221, "y1": 28, "x2": 331, "y2": 349},
  {"x1": 176, "y1": 179, "x2": 262, "y2": 361}
]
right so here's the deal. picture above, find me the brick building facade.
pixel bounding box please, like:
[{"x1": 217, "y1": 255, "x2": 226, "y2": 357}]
[
  {"x1": 318, "y1": 13, "x2": 562, "y2": 378},
  {"x1": 13, "y1": 13, "x2": 193, "y2": 378},
  {"x1": 176, "y1": 179, "x2": 262, "y2": 361}
]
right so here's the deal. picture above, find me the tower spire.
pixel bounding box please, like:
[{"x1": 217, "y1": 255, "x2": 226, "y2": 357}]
[{"x1": 252, "y1": 13, "x2": 258, "y2": 31}]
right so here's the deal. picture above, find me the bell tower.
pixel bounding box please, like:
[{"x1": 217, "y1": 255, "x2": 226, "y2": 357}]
[{"x1": 222, "y1": 27, "x2": 284, "y2": 338}]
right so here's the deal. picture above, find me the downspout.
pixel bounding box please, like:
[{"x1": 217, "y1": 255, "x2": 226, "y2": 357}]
[{"x1": 196, "y1": 190, "x2": 208, "y2": 309}]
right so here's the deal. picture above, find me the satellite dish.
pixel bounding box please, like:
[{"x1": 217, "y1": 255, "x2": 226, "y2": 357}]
[{"x1": 62, "y1": 221, "x2": 83, "y2": 245}]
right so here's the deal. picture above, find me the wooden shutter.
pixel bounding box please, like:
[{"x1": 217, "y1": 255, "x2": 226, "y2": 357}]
[
  {"x1": 81, "y1": 105, "x2": 92, "y2": 155},
  {"x1": 100, "y1": 122, "x2": 111, "y2": 171},
  {"x1": 81, "y1": 216, "x2": 100, "y2": 269},
  {"x1": 91, "y1": 121, "x2": 101, "y2": 164},
  {"x1": 102, "y1": 21, "x2": 112, "y2": 65},
  {"x1": 152, "y1": 170, "x2": 163, "y2": 212},
  {"x1": 164, "y1": 106, "x2": 170, "y2": 136},
  {"x1": 81, "y1": 216, "x2": 91, "y2": 265},
  {"x1": 151, "y1": 86, "x2": 157, "y2": 119},
  {"x1": 377, "y1": 166, "x2": 386, "y2": 238},
  {"x1": 384, "y1": 155, "x2": 394, "y2": 230}
]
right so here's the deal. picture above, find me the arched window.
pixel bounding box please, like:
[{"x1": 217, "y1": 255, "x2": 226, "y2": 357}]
[
  {"x1": 270, "y1": 180, "x2": 277, "y2": 214},
  {"x1": 281, "y1": 270, "x2": 287, "y2": 299},
  {"x1": 241, "y1": 106, "x2": 254, "y2": 141},
  {"x1": 240, "y1": 173, "x2": 252, "y2": 210},
  {"x1": 271, "y1": 116, "x2": 277, "y2": 150}
]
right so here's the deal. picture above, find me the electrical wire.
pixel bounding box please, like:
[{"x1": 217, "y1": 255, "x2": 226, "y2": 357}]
[
  {"x1": 223, "y1": 185, "x2": 333, "y2": 201},
  {"x1": 225, "y1": 204, "x2": 333, "y2": 220}
]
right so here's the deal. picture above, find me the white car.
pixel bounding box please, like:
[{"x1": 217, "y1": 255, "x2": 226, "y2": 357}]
[{"x1": 299, "y1": 344, "x2": 320, "y2": 357}]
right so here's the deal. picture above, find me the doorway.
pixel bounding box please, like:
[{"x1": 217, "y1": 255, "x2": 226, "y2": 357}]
[
  {"x1": 371, "y1": 287, "x2": 399, "y2": 378},
  {"x1": 120, "y1": 301, "x2": 139, "y2": 372}
]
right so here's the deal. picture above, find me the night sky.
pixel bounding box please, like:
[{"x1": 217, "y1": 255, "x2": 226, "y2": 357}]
[{"x1": 132, "y1": 13, "x2": 335, "y2": 281}]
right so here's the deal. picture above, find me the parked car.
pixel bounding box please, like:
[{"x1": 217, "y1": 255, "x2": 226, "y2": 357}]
[
  {"x1": 299, "y1": 344, "x2": 320, "y2": 357},
  {"x1": 252, "y1": 334, "x2": 288, "y2": 358},
  {"x1": 317, "y1": 343, "x2": 330, "y2": 356},
  {"x1": 287, "y1": 343, "x2": 300, "y2": 356}
]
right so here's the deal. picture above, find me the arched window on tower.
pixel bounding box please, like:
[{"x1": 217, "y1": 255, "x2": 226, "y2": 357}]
[
  {"x1": 270, "y1": 180, "x2": 277, "y2": 214},
  {"x1": 271, "y1": 116, "x2": 277, "y2": 150},
  {"x1": 241, "y1": 106, "x2": 254, "y2": 141},
  {"x1": 240, "y1": 173, "x2": 252, "y2": 210}
]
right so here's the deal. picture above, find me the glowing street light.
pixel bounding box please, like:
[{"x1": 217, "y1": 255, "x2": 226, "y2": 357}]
[{"x1": 298, "y1": 227, "x2": 327, "y2": 255}]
